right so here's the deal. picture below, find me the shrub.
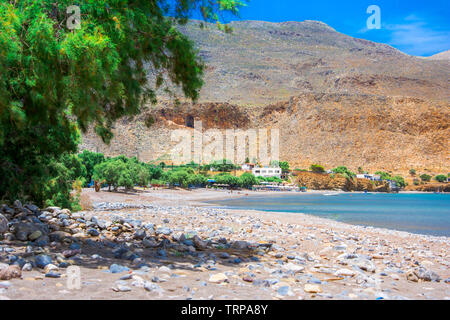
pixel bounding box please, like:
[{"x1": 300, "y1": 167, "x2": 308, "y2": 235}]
[
  {"x1": 279, "y1": 161, "x2": 290, "y2": 173},
  {"x1": 332, "y1": 166, "x2": 356, "y2": 180},
  {"x1": 203, "y1": 160, "x2": 238, "y2": 172},
  {"x1": 215, "y1": 174, "x2": 240, "y2": 187},
  {"x1": 93, "y1": 159, "x2": 131, "y2": 191},
  {"x1": 420, "y1": 174, "x2": 432, "y2": 182},
  {"x1": 41, "y1": 159, "x2": 83, "y2": 210},
  {"x1": 166, "y1": 170, "x2": 189, "y2": 188},
  {"x1": 435, "y1": 175, "x2": 447, "y2": 183},
  {"x1": 78, "y1": 150, "x2": 105, "y2": 185},
  {"x1": 409, "y1": 169, "x2": 416, "y2": 176},
  {"x1": 239, "y1": 173, "x2": 257, "y2": 189},
  {"x1": 310, "y1": 164, "x2": 325, "y2": 173},
  {"x1": 375, "y1": 171, "x2": 392, "y2": 180},
  {"x1": 392, "y1": 176, "x2": 406, "y2": 188}
]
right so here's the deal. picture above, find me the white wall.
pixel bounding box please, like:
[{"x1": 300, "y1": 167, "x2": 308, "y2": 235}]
[{"x1": 252, "y1": 167, "x2": 282, "y2": 178}]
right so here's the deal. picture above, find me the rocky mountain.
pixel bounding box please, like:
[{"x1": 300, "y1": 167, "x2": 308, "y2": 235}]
[
  {"x1": 81, "y1": 20, "x2": 449, "y2": 174},
  {"x1": 426, "y1": 50, "x2": 450, "y2": 61}
]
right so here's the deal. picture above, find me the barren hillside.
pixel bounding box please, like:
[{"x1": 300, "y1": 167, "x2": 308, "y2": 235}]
[{"x1": 81, "y1": 20, "x2": 450, "y2": 173}]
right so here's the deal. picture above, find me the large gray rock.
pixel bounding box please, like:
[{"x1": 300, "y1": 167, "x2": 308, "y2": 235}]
[
  {"x1": 231, "y1": 240, "x2": 250, "y2": 250},
  {"x1": 11, "y1": 222, "x2": 47, "y2": 241},
  {"x1": 410, "y1": 267, "x2": 441, "y2": 282},
  {"x1": 0, "y1": 214, "x2": 8, "y2": 233},
  {"x1": 48, "y1": 231, "x2": 72, "y2": 242}
]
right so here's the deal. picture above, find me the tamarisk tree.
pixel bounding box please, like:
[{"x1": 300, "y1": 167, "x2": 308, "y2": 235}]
[{"x1": 0, "y1": 0, "x2": 247, "y2": 207}]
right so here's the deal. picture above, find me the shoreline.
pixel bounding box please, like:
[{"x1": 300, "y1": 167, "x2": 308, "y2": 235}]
[
  {"x1": 1, "y1": 188, "x2": 449, "y2": 300},
  {"x1": 88, "y1": 188, "x2": 450, "y2": 240},
  {"x1": 189, "y1": 190, "x2": 450, "y2": 240}
]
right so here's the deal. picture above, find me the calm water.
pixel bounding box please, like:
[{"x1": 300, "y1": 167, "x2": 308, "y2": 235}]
[{"x1": 207, "y1": 193, "x2": 450, "y2": 237}]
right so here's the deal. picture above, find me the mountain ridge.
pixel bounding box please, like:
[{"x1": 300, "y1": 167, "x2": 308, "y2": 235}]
[{"x1": 81, "y1": 19, "x2": 449, "y2": 173}]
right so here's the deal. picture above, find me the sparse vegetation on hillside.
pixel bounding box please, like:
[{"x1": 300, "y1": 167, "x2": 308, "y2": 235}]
[
  {"x1": 310, "y1": 164, "x2": 326, "y2": 173},
  {"x1": 332, "y1": 166, "x2": 356, "y2": 180},
  {"x1": 420, "y1": 174, "x2": 432, "y2": 182},
  {"x1": 375, "y1": 171, "x2": 392, "y2": 181}
]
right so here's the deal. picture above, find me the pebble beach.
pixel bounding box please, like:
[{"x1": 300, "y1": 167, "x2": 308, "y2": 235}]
[{"x1": 0, "y1": 188, "x2": 449, "y2": 300}]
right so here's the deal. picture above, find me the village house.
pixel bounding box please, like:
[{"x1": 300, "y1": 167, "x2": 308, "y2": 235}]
[
  {"x1": 356, "y1": 174, "x2": 382, "y2": 181},
  {"x1": 252, "y1": 167, "x2": 282, "y2": 178}
]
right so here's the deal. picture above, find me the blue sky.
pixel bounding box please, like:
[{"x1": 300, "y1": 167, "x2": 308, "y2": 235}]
[{"x1": 202, "y1": 0, "x2": 450, "y2": 57}]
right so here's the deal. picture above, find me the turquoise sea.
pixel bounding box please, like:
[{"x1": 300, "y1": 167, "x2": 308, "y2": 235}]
[{"x1": 207, "y1": 193, "x2": 450, "y2": 237}]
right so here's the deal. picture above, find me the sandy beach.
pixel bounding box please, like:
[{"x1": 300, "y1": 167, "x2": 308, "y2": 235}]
[{"x1": 0, "y1": 188, "x2": 449, "y2": 300}]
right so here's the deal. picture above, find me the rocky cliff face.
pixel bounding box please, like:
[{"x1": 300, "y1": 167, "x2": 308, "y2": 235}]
[{"x1": 80, "y1": 20, "x2": 449, "y2": 173}]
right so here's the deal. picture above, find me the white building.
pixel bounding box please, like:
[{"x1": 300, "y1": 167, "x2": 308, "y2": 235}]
[
  {"x1": 252, "y1": 167, "x2": 282, "y2": 178},
  {"x1": 356, "y1": 174, "x2": 382, "y2": 181},
  {"x1": 241, "y1": 163, "x2": 256, "y2": 171}
]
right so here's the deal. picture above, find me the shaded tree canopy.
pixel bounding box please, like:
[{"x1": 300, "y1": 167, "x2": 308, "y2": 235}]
[{"x1": 0, "y1": 0, "x2": 247, "y2": 206}]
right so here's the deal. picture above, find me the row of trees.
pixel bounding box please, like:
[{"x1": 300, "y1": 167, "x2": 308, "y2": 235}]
[
  {"x1": 92, "y1": 157, "x2": 162, "y2": 191},
  {"x1": 417, "y1": 174, "x2": 448, "y2": 183},
  {"x1": 76, "y1": 152, "x2": 268, "y2": 190}
]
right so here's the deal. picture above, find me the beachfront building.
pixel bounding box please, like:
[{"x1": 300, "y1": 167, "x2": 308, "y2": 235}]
[
  {"x1": 252, "y1": 167, "x2": 282, "y2": 178},
  {"x1": 356, "y1": 174, "x2": 382, "y2": 181},
  {"x1": 241, "y1": 163, "x2": 256, "y2": 171}
]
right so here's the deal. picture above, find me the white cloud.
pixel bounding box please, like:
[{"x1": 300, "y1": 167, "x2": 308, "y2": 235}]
[{"x1": 385, "y1": 15, "x2": 450, "y2": 56}]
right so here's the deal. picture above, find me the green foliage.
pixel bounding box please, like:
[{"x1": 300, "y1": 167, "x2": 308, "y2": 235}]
[
  {"x1": 409, "y1": 169, "x2": 416, "y2": 176},
  {"x1": 202, "y1": 159, "x2": 238, "y2": 172},
  {"x1": 435, "y1": 175, "x2": 447, "y2": 183},
  {"x1": 166, "y1": 170, "x2": 190, "y2": 188},
  {"x1": 279, "y1": 161, "x2": 290, "y2": 173},
  {"x1": 93, "y1": 159, "x2": 129, "y2": 191},
  {"x1": 375, "y1": 171, "x2": 392, "y2": 180},
  {"x1": 310, "y1": 164, "x2": 325, "y2": 173},
  {"x1": 391, "y1": 176, "x2": 406, "y2": 188},
  {"x1": 269, "y1": 160, "x2": 289, "y2": 173},
  {"x1": 187, "y1": 174, "x2": 208, "y2": 187},
  {"x1": 149, "y1": 165, "x2": 163, "y2": 180},
  {"x1": 256, "y1": 176, "x2": 283, "y2": 184},
  {"x1": 78, "y1": 150, "x2": 105, "y2": 184},
  {"x1": 150, "y1": 179, "x2": 165, "y2": 186},
  {"x1": 0, "y1": 0, "x2": 244, "y2": 206},
  {"x1": 186, "y1": 161, "x2": 200, "y2": 168},
  {"x1": 214, "y1": 174, "x2": 240, "y2": 187},
  {"x1": 128, "y1": 159, "x2": 151, "y2": 187},
  {"x1": 0, "y1": 122, "x2": 80, "y2": 208},
  {"x1": 238, "y1": 172, "x2": 257, "y2": 189},
  {"x1": 61, "y1": 153, "x2": 87, "y2": 184},
  {"x1": 332, "y1": 166, "x2": 356, "y2": 180},
  {"x1": 420, "y1": 174, "x2": 432, "y2": 182},
  {"x1": 91, "y1": 156, "x2": 163, "y2": 190}
]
